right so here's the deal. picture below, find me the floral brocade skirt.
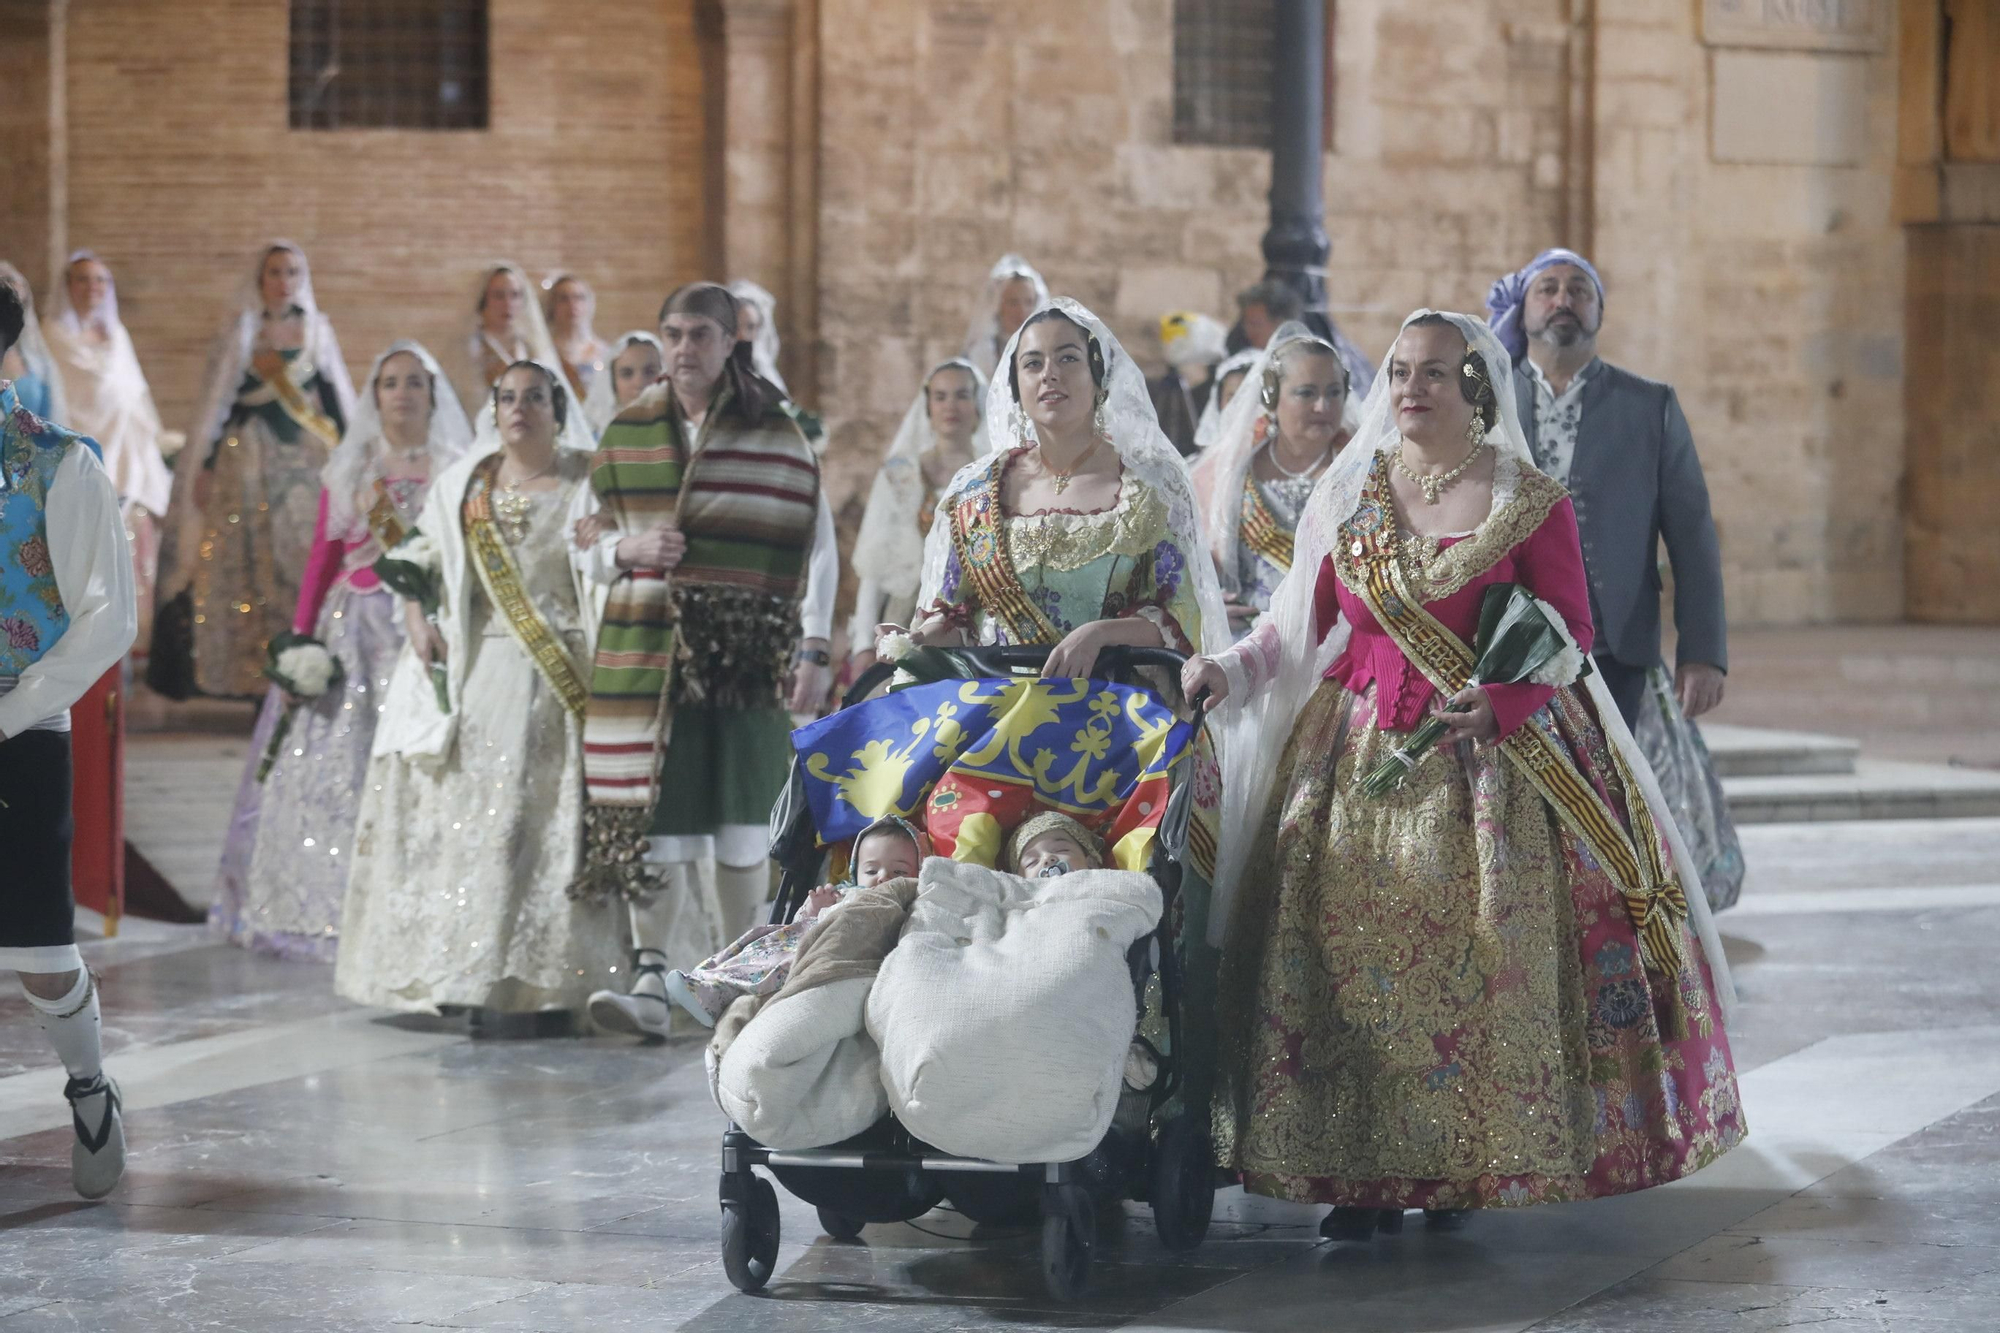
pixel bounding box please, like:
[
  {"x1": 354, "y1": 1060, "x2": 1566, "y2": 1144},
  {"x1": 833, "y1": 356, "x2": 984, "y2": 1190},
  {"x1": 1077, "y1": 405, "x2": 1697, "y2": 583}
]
[{"x1": 1213, "y1": 680, "x2": 1745, "y2": 1210}]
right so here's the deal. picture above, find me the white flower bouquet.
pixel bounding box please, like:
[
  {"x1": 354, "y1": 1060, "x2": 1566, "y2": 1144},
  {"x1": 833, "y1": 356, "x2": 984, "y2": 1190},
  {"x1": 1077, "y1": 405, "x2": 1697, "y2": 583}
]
[{"x1": 257, "y1": 631, "x2": 346, "y2": 783}]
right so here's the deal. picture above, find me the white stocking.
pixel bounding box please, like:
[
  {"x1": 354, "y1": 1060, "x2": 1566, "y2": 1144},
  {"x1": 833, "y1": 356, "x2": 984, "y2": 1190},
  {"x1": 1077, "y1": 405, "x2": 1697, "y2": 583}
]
[
  {"x1": 715, "y1": 860, "x2": 772, "y2": 941},
  {"x1": 625, "y1": 861, "x2": 726, "y2": 994},
  {"x1": 24, "y1": 971, "x2": 102, "y2": 1083}
]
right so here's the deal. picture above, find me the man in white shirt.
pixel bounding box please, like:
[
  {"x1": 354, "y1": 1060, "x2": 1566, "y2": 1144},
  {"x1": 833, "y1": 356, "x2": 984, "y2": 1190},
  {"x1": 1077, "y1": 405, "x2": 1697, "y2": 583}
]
[{"x1": 0, "y1": 280, "x2": 139, "y2": 1198}]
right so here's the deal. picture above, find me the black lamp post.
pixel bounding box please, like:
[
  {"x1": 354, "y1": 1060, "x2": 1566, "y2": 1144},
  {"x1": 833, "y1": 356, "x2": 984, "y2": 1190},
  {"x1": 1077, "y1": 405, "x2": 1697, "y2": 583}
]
[{"x1": 1262, "y1": 0, "x2": 1328, "y2": 313}]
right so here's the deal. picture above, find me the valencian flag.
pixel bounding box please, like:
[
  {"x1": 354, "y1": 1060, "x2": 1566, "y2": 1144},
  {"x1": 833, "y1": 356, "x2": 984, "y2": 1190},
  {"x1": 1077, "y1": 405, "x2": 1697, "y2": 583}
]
[{"x1": 792, "y1": 677, "x2": 1193, "y2": 872}]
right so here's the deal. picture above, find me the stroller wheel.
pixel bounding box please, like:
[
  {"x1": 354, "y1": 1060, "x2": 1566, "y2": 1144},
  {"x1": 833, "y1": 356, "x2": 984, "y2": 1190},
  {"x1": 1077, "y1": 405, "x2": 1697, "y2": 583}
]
[
  {"x1": 1149, "y1": 1114, "x2": 1217, "y2": 1253},
  {"x1": 816, "y1": 1205, "x2": 867, "y2": 1242},
  {"x1": 1040, "y1": 1183, "x2": 1095, "y2": 1302},
  {"x1": 721, "y1": 1173, "x2": 781, "y2": 1292}
]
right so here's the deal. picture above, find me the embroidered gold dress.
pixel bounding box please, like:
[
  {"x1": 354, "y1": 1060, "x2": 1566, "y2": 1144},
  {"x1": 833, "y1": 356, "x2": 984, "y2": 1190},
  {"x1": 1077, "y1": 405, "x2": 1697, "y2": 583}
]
[
  {"x1": 1213, "y1": 453, "x2": 1743, "y2": 1209},
  {"x1": 337, "y1": 456, "x2": 622, "y2": 1013}
]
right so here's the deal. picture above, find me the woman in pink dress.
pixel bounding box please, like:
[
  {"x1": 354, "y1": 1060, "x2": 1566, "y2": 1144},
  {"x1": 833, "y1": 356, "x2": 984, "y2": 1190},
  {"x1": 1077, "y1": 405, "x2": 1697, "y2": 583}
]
[
  {"x1": 1184, "y1": 311, "x2": 1744, "y2": 1239},
  {"x1": 211, "y1": 341, "x2": 472, "y2": 958}
]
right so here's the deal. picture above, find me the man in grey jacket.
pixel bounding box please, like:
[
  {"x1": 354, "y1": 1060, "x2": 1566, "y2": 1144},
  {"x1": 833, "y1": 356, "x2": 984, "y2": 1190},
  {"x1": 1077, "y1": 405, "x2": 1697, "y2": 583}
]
[{"x1": 1489, "y1": 249, "x2": 1727, "y2": 731}]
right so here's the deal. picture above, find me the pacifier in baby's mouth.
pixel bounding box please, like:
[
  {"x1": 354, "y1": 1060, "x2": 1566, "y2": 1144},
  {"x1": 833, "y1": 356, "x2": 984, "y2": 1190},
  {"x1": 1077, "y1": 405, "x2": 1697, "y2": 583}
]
[{"x1": 1036, "y1": 858, "x2": 1072, "y2": 879}]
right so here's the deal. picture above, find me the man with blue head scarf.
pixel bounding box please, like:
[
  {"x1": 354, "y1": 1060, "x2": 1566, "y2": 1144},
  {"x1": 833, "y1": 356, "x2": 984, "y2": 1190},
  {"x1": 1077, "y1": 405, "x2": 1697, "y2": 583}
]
[{"x1": 1486, "y1": 249, "x2": 1728, "y2": 732}]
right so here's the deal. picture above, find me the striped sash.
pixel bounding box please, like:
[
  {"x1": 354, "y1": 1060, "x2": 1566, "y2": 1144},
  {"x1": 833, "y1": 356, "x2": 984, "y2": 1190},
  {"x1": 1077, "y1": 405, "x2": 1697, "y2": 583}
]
[
  {"x1": 1239, "y1": 474, "x2": 1294, "y2": 573},
  {"x1": 461, "y1": 457, "x2": 589, "y2": 717},
  {"x1": 945, "y1": 450, "x2": 1060, "y2": 645}
]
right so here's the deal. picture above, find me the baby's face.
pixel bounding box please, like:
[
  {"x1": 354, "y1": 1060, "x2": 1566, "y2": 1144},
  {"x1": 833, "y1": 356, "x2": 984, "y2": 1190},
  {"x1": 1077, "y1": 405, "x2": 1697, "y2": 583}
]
[
  {"x1": 853, "y1": 832, "x2": 920, "y2": 887},
  {"x1": 1018, "y1": 832, "x2": 1092, "y2": 879}
]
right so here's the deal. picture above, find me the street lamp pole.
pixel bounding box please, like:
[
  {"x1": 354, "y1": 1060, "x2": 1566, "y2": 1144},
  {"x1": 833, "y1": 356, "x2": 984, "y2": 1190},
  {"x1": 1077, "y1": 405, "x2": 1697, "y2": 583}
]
[{"x1": 1262, "y1": 0, "x2": 1328, "y2": 313}]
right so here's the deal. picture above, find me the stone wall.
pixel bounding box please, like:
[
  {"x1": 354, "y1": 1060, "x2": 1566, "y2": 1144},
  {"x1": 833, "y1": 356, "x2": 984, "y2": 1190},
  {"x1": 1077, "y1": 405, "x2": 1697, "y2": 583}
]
[
  {"x1": 1591, "y1": 2, "x2": 1907, "y2": 626},
  {"x1": 26, "y1": 0, "x2": 710, "y2": 432},
  {"x1": 813, "y1": 0, "x2": 1908, "y2": 630},
  {"x1": 813, "y1": 0, "x2": 1584, "y2": 559}
]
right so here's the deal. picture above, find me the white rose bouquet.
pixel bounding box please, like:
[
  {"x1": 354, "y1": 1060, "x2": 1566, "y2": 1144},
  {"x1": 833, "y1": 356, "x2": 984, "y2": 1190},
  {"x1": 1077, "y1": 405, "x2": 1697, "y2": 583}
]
[{"x1": 257, "y1": 631, "x2": 346, "y2": 783}]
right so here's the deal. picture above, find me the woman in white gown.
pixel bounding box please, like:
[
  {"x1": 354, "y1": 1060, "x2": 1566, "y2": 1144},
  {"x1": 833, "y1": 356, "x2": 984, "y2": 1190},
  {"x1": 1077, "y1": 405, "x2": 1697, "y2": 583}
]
[
  {"x1": 727, "y1": 279, "x2": 787, "y2": 396},
  {"x1": 545, "y1": 271, "x2": 609, "y2": 407},
  {"x1": 453, "y1": 263, "x2": 559, "y2": 417},
  {"x1": 152, "y1": 241, "x2": 356, "y2": 700},
  {"x1": 212, "y1": 341, "x2": 472, "y2": 958},
  {"x1": 580, "y1": 330, "x2": 664, "y2": 438},
  {"x1": 337, "y1": 359, "x2": 621, "y2": 1022},
  {"x1": 959, "y1": 254, "x2": 1048, "y2": 382},
  {"x1": 43, "y1": 251, "x2": 175, "y2": 654},
  {"x1": 844, "y1": 356, "x2": 988, "y2": 675}
]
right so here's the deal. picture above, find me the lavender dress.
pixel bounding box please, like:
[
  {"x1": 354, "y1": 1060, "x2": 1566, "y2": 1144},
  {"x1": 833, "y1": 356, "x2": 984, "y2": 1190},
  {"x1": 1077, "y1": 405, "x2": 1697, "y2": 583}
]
[{"x1": 210, "y1": 476, "x2": 427, "y2": 959}]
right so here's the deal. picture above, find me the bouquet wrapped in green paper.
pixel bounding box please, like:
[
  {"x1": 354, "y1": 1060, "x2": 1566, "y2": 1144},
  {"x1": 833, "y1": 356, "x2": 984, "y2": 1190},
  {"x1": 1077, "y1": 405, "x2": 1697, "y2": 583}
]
[
  {"x1": 257, "y1": 631, "x2": 346, "y2": 782},
  {"x1": 1361, "y1": 582, "x2": 1590, "y2": 798},
  {"x1": 374, "y1": 538, "x2": 451, "y2": 714}
]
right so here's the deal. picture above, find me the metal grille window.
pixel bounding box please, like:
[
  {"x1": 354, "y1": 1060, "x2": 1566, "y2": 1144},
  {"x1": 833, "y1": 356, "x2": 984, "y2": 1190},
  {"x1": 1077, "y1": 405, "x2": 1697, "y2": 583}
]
[
  {"x1": 1173, "y1": 0, "x2": 1276, "y2": 148},
  {"x1": 289, "y1": 1, "x2": 489, "y2": 131}
]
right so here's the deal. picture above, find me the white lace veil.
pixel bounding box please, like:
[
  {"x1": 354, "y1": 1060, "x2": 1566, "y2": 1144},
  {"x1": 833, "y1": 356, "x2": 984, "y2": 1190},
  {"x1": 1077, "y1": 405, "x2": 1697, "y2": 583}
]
[
  {"x1": 468, "y1": 262, "x2": 560, "y2": 377},
  {"x1": 727, "y1": 279, "x2": 787, "y2": 396},
  {"x1": 1206, "y1": 308, "x2": 1734, "y2": 1011},
  {"x1": 1191, "y1": 321, "x2": 1361, "y2": 585},
  {"x1": 468, "y1": 355, "x2": 600, "y2": 458},
  {"x1": 50, "y1": 249, "x2": 120, "y2": 337},
  {"x1": 322, "y1": 340, "x2": 474, "y2": 543},
  {"x1": 0, "y1": 261, "x2": 71, "y2": 425},
  {"x1": 917, "y1": 297, "x2": 1233, "y2": 665},
  {"x1": 852, "y1": 357, "x2": 992, "y2": 603},
  {"x1": 1191, "y1": 347, "x2": 1259, "y2": 455},
  {"x1": 960, "y1": 254, "x2": 1050, "y2": 382},
  {"x1": 582, "y1": 330, "x2": 664, "y2": 438}
]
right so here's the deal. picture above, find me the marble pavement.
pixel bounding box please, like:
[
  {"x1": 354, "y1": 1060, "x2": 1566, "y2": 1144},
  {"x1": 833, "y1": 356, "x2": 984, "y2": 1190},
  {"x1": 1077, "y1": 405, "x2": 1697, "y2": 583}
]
[{"x1": 4, "y1": 816, "x2": 2000, "y2": 1331}]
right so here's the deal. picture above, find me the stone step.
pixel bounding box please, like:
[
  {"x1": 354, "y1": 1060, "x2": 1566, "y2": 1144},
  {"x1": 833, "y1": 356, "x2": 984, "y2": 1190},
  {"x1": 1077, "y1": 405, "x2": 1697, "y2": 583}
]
[
  {"x1": 1700, "y1": 723, "x2": 1860, "y2": 778},
  {"x1": 1724, "y1": 759, "x2": 2000, "y2": 824}
]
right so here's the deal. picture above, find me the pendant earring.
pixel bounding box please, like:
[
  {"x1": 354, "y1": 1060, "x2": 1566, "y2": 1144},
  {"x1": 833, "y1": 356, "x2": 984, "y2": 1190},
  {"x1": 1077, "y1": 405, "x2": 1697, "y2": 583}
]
[
  {"x1": 1092, "y1": 388, "x2": 1110, "y2": 439},
  {"x1": 1467, "y1": 414, "x2": 1485, "y2": 449}
]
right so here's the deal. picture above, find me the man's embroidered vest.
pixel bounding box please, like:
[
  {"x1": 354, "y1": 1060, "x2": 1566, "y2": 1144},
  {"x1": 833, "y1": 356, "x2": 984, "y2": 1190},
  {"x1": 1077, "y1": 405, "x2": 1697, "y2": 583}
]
[{"x1": 0, "y1": 415, "x2": 73, "y2": 676}]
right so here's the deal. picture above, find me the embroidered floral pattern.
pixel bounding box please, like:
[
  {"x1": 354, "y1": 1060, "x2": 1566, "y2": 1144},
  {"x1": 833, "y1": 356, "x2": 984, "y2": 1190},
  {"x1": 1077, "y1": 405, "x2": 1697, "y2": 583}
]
[
  {"x1": 1, "y1": 616, "x2": 40, "y2": 652},
  {"x1": 16, "y1": 534, "x2": 51, "y2": 578}
]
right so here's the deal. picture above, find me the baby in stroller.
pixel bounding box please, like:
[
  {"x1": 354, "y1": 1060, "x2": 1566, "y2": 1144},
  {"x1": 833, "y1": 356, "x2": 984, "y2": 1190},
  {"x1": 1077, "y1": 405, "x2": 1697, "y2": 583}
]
[
  {"x1": 665, "y1": 816, "x2": 925, "y2": 1028},
  {"x1": 1008, "y1": 810, "x2": 1105, "y2": 879}
]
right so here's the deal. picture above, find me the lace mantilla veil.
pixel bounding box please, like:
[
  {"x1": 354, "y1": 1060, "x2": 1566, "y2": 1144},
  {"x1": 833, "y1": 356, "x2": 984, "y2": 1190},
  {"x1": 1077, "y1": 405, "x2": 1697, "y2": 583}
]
[
  {"x1": 581, "y1": 330, "x2": 663, "y2": 437},
  {"x1": 960, "y1": 254, "x2": 1050, "y2": 382},
  {"x1": 321, "y1": 340, "x2": 474, "y2": 543},
  {"x1": 1192, "y1": 320, "x2": 1363, "y2": 584},
  {"x1": 851, "y1": 357, "x2": 994, "y2": 607},
  {"x1": 0, "y1": 261, "x2": 71, "y2": 428},
  {"x1": 1206, "y1": 309, "x2": 1735, "y2": 1012},
  {"x1": 916, "y1": 297, "x2": 1234, "y2": 665}
]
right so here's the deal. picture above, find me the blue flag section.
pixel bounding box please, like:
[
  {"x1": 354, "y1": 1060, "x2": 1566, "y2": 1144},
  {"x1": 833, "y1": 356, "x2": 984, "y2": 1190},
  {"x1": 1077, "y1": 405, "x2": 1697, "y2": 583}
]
[{"x1": 791, "y1": 676, "x2": 1192, "y2": 868}]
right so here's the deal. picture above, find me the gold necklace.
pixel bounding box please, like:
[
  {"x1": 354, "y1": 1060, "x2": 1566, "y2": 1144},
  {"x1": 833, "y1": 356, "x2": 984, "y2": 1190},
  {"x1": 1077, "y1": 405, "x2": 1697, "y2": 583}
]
[
  {"x1": 1394, "y1": 438, "x2": 1485, "y2": 504},
  {"x1": 493, "y1": 456, "x2": 559, "y2": 542},
  {"x1": 1041, "y1": 435, "x2": 1101, "y2": 495}
]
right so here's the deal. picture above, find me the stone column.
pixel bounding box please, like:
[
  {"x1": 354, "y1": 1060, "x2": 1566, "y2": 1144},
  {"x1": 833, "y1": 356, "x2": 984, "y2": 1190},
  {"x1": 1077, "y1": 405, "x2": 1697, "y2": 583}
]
[
  {"x1": 1262, "y1": 0, "x2": 1328, "y2": 311},
  {"x1": 717, "y1": 0, "x2": 817, "y2": 401}
]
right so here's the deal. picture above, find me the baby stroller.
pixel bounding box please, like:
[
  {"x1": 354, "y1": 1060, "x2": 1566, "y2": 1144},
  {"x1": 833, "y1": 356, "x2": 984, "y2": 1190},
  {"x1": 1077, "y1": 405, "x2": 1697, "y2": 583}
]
[{"x1": 718, "y1": 644, "x2": 1217, "y2": 1302}]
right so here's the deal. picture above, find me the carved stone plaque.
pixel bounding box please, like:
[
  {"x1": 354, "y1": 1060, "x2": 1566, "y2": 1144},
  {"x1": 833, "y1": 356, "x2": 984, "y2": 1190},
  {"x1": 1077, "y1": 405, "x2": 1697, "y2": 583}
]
[{"x1": 1701, "y1": 0, "x2": 1889, "y2": 53}]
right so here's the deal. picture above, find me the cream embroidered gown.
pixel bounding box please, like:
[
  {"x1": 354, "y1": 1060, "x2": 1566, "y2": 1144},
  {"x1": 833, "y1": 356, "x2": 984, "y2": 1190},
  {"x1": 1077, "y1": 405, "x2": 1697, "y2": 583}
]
[{"x1": 335, "y1": 462, "x2": 622, "y2": 1013}]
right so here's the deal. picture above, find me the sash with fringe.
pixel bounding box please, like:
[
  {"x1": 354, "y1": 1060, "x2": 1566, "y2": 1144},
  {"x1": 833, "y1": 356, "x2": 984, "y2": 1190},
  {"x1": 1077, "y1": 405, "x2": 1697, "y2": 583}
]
[
  {"x1": 1333, "y1": 456, "x2": 1694, "y2": 1035},
  {"x1": 461, "y1": 456, "x2": 589, "y2": 717},
  {"x1": 1239, "y1": 474, "x2": 1295, "y2": 573},
  {"x1": 944, "y1": 450, "x2": 1061, "y2": 645},
  {"x1": 574, "y1": 384, "x2": 820, "y2": 902}
]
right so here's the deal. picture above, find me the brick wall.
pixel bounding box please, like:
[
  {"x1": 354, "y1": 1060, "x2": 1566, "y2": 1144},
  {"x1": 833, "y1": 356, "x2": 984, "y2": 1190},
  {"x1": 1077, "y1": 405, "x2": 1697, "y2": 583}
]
[
  {"x1": 46, "y1": 0, "x2": 709, "y2": 434},
  {"x1": 812, "y1": 0, "x2": 1585, "y2": 583}
]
